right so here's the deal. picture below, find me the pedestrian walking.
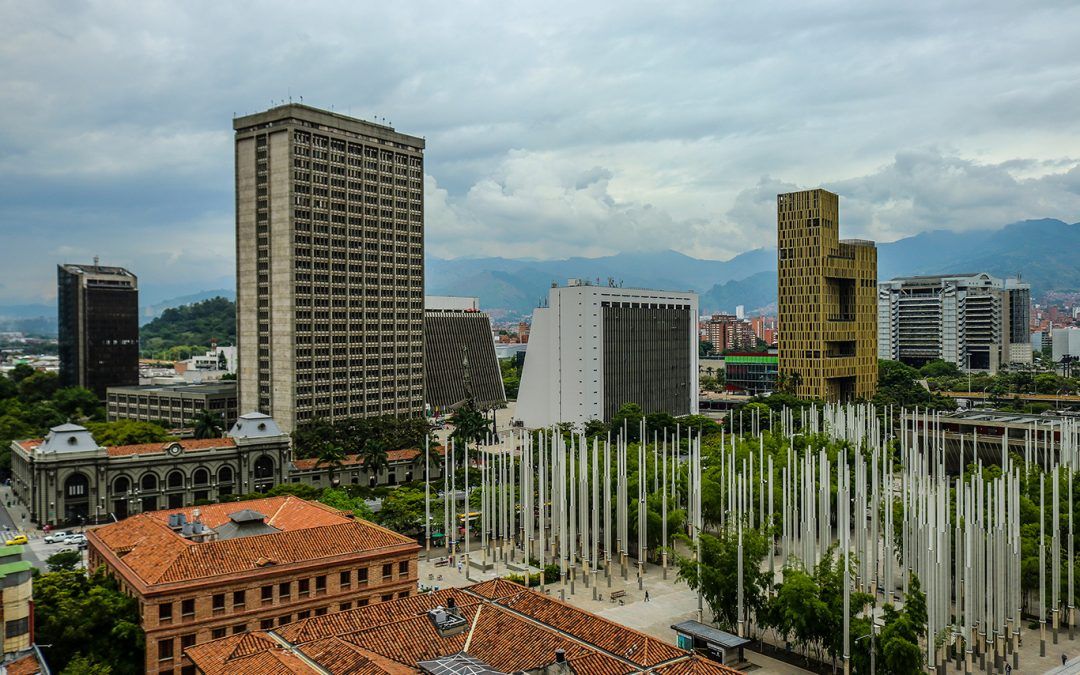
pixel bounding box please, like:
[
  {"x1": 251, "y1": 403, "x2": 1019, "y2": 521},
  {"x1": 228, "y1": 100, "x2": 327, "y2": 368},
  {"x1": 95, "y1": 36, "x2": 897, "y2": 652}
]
[{"x1": 644, "y1": 590, "x2": 650, "y2": 602}]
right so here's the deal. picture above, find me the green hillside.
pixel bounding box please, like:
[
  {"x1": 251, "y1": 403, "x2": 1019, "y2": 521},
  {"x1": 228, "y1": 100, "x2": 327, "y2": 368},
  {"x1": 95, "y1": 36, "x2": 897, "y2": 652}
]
[{"x1": 140, "y1": 296, "x2": 235, "y2": 358}]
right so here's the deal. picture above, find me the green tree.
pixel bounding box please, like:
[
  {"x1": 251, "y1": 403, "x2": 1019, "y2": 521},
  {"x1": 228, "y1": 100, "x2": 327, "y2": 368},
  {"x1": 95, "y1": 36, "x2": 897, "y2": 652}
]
[
  {"x1": 673, "y1": 526, "x2": 770, "y2": 632},
  {"x1": 61, "y1": 655, "x2": 114, "y2": 675},
  {"x1": 8, "y1": 363, "x2": 35, "y2": 383},
  {"x1": 319, "y1": 487, "x2": 376, "y2": 520},
  {"x1": 376, "y1": 485, "x2": 428, "y2": 533},
  {"x1": 699, "y1": 340, "x2": 716, "y2": 357},
  {"x1": 190, "y1": 409, "x2": 225, "y2": 439},
  {"x1": 610, "y1": 403, "x2": 645, "y2": 441},
  {"x1": 499, "y1": 358, "x2": 521, "y2": 399},
  {"x1": 315, "y1": 442, "x2": 347, "y2": 487},
  {"x1": 53, "y1": 387, "x2": 103, "y2": 420},
  {"x1": 18, "y1": 370, "x2": 60, "y2": 403},
  {"x1": 918, "y1": 360, "x2": 961, "y2": 378},
  {"x1": 33, "y1": 568, "x2": 144, "y2": 674},
  {"x1": 449, "y1": 399, "x2": 490, "y2": 445},
  {"x1": 359, "y1": 437, "x2": 390, "y2": 480},
  {"x1": 139, "y1": 296, "x2": 235, "y2": 357},
  {"x1": 84, "y1": 420, "x2": 172, "y2": 446},
  {"x1": 46, "y1": 550, "x2": 83, "y2": 572},
  {"x1": 872, "y1": 575, "x2": 927, "y2": 675}
]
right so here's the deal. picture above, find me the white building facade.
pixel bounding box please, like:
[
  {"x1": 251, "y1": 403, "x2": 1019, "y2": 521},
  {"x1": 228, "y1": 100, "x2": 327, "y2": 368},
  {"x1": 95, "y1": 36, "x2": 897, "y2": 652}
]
[{"x1": 516, "y1": 281, "x2": 699, "y2": 429}]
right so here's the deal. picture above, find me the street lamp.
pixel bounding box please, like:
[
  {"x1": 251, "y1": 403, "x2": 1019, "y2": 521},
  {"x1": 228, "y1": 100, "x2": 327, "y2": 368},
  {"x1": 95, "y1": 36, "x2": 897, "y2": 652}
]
[{"x1": 855, "y1": 623, "x2": 876, "y2": 675}]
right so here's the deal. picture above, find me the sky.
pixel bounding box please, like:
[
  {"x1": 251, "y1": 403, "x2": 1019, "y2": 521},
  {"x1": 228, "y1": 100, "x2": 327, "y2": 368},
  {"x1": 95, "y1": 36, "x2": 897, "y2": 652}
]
[{"x1": 2, "y1": 0, "x2": 1080, "y2": 305}]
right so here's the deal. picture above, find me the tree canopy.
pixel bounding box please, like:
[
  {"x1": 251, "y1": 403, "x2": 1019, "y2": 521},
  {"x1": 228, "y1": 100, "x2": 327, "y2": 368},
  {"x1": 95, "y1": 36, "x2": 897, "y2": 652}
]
[{"x1": 139, "y1": 296, "x2": 235, "y2": 358}]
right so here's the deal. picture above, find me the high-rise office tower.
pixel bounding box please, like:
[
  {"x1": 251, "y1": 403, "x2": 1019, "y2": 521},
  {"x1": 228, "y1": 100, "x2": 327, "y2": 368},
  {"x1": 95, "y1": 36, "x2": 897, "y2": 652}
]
[
  {"x1": 776, "y1": 189, "x2": 877, "y2": 401},
  {"x1": 57, "y1": 263, "x2": 139, "y2": 399},
  {"x1": 517, "y1": 280, "x2": 698, "y2": 428},
  {"x1": 234, "y1": 105, "x2": 425, "y2": 433},
  {"x1": 877, "y1": 272, "x2": 1033, "y2": 372}
]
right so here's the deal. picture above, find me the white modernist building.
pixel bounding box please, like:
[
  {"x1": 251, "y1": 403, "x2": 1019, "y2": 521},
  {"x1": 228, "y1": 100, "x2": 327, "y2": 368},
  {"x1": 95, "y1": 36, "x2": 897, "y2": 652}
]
[
  {"x1": 516, "y1": 281, "x2": 699, "y2": 429},
  {"x1": 1052, "y1": 327, "x2": 1080, "y2": 362}
]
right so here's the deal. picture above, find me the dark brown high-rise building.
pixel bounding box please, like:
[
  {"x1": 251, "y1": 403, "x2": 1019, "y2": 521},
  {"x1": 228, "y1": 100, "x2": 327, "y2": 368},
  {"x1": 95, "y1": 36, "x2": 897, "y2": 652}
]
[
  {"x1": 233, "y1": 104, "x2": 425, "y2": 433},
  {"x1": 57, "y1": 263, "x2": 139, "y2": 398}
]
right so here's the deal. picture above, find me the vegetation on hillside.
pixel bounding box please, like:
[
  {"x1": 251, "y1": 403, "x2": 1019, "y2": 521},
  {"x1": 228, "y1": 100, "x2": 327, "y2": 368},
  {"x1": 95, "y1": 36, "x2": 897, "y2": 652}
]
[{"x1": 139, "y1": 296, "x2": 235, "y2": 359}]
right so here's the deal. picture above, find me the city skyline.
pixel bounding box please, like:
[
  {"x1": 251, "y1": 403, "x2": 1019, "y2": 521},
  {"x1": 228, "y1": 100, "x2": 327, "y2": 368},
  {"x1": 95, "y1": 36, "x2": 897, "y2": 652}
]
[{"x1": 4, "y1": 1, "x2": 1080, "y2": 304}]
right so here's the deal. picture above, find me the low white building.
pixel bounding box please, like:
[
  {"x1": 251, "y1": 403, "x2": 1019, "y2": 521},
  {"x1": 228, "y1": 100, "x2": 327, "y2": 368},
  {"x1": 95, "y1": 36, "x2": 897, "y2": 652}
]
[
  {"x1": 517, "y1": 280, "x2": 698, "y2": 429},
  {"x1": 1052, "y1": 327, "x2": 1080, "y2": 361}
]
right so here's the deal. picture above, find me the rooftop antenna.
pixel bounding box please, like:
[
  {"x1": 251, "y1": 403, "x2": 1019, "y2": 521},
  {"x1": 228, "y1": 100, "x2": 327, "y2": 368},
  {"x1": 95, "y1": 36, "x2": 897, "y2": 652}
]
[{"x1": 93, "y1": 255, "x2": 99, "y2": 266}]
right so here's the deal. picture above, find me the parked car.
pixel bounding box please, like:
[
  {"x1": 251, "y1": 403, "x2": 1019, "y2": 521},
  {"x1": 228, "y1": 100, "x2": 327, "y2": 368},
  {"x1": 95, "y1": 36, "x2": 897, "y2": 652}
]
[
  {"x1": 63, "y1": 534, "x2": 87, "y2": 546},
  {"x1": 44, "y1": 530, "x2": 71, "y2": 544},
  {"x1": 5, "y1": 534, "x2": 28, "y2": 546}
]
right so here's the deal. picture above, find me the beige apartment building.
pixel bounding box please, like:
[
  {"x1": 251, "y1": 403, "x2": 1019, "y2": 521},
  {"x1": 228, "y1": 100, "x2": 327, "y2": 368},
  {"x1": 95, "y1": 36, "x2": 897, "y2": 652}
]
[
  {"x1": 233, "y1": 104, "x2": 426, "y2": 433},
  {"x1": 777, "y1": 189, "x2": 877, "y2": 401}
]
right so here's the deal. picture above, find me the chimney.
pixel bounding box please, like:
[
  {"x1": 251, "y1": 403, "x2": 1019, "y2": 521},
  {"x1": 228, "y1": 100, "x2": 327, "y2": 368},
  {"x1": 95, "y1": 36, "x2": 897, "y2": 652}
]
[{"x1": 554, "y1": 650, "x2": 565, "y2": 664}]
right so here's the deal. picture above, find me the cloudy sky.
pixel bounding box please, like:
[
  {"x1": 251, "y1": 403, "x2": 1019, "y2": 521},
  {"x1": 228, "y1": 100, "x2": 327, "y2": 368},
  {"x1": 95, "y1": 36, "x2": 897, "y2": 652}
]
[{"x1": 2, "y1": 0, "x2": 1080, "y2": 304}]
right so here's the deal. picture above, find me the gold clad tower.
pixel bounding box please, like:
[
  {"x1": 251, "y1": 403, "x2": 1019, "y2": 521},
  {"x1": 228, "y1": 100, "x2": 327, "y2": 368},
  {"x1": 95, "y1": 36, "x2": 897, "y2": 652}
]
[{"x1": 776, "y1": 189, "x2": 877, "y2": 401}]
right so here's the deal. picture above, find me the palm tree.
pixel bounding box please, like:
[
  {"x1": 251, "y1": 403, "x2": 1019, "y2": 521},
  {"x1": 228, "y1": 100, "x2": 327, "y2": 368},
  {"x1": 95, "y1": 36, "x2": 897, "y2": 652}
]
[
  {"x1": 358, "y1": 437, "x2": 390, "y2": 486},
  {"x1": 191, "y1": 409, "x2": 225, "y2": 439},
  {"x1": 449, "y1": 400, "x2": 490, "y2": 445},
  {"x1": 315, "y1": 442, "x2": 347, "y2": 488}
]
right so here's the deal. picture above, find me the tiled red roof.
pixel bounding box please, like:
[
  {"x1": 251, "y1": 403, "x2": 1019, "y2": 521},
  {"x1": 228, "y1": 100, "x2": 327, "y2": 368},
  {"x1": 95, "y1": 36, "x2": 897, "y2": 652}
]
[
  {"x1": 187, "y1": 580, "x2": 736, "y2": 675},
  {"x1": 11, "y1": 439, "x2": 43, "y2": 453},
  {"x1": 292, "y1": 446, "x2": 445, "y2": 472},
  {"x1": 89, "y1": 496, "x2": 416, "y2": 587},
  {"x1": 4, "y1": 650, "x2": 45, "y2": 675},
  {"x1": 107, "y1": 437, "x2": 236, "y2": 457}
]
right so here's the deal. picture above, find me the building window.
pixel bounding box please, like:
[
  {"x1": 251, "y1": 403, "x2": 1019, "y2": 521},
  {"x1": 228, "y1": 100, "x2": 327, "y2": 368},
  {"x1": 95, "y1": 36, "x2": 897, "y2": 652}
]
[
  {"x1": 180, "y1": 633, "x2": 196, "y2": 651},
  {"x1": 181, "y1": 598, "x2": 195, "y2": 619},
  {"x1": 297, "y1": 610, "x2": 311, "y2": 620},
  {"x1": 314, "y1": 607, "x2": 328, "y2": 617},
  {"x1": 233, "y1": 590, "x2": 246, "y2": 608},
  {"x1": 212, "y1": 627, "x2": 226, "y2": 639},
  {"x1": 358, "y1": 568, "x2": 369, "y2": 584},
  {"x1": 358, "y1": 598, "x2": 369, "y2": 607},
  {"x1": 382, "y1": 563, "x2": 392, "y2": 580},
  {"x1": 298, "y1": 579, "x2": 310, "y2": 597},
  {"x1": 4, "y1": 617, "x2": 29, "y2": 638},
  {"x1": 261, "y1": 585, "x2": 273, "y2": 604},
  {"x1": 232, "y1": 624, "x2": 247, "y2": 634},
  {"x1": 279, "y1": 581, "x2": 291, "y2": 600},
  {"x1": 340, "y1": 570, "x2": 351, "y2": 589},
  {"x1": 260, "y1": 618, "x2": 273, "y2": 630},
  {"x1": 398, "y1": 560, "x2": 409, "y2": 576},
  {"x1": 158, "y1": 638, "x2": 174, "y2": 661},
  {"x1": 315, "y1": 575, "x2": 327, "y2": 595},
  {"x1": 381, "y1": 594, "x2": 393, "y2": 602},
  {"x1": 278, "y1": 614, "x2": 291, "y2": 626},
  {"x1": 158, "y1": 603, "x2": 173, "y2": 623},
  {"x1": 212, "y1": 593, "x2": 225, "y2": 612},
  {"x1": 398, "y1": 591, "x2": 409, "y2": 599},
  {"x1": 340, "y1": 602, "x2": 352, "y2": 611}
]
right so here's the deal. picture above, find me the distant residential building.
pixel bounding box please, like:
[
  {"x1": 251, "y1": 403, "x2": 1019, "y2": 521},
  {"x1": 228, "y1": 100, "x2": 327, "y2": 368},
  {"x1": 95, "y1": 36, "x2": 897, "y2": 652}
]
[
  {"x1": 10, "y1": 412, "x2": 289, "y2": 525},
  {"x1": 517, "y1": 280, "x2": 698, "y2": 428},
  {"x1": 87, "y1": 495, "x2": 419, "y2": 675},
  {"x1": 234, "y1": 104, "x2": 425, "y2": 433},
  {"x1": 0, "y1": 546, "x2": 34, "y2": 654},
  {"x1": 57, "y1": 262, "x2": 139, "y2": 398},
  {"x1": 724, "y1": 353, "x2": 778, "y2": 395},
  {"x1": 877, "y1": 272, "x2": 1033, "y2": 373},
  {"x1": 423, "y1": 297, "x2": 506, "y2": 414},
  {"x1": 176, "y1": 346, "x2": 237, "y2": 376},
  {"x1": 106, "y1": 381, "x2": 239, "y2": 430},
  {"x1": 704, "y1": 314, "x2": 755, "y2": 353},
  {"x1": 185, "y1": 579, "x2": 737, "y2": 675},
  {"x1": 777, "y1": 189, "x2": 877, "y2": 401}
]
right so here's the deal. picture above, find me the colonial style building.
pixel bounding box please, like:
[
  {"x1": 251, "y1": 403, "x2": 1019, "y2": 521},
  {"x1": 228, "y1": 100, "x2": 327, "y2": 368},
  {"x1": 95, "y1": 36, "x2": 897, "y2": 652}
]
[
  {"x1": 290, "y1": 446, "x2": 444, "y2": 490},
  {"x1": 87, "y1": 496, "x2": 419, "y2": 675},
  {"x1": 186, "y1": 579, "x2": 739, "y2": 675},
  {"x1": 9, "y1": 412, "x2": 290, "y2": 526}
]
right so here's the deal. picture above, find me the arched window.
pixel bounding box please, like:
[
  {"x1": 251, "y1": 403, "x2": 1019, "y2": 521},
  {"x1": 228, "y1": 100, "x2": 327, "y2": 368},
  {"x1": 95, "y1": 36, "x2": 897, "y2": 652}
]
[
  {"x1": 217, "y1": 466, "x2": 234, "y2": 484},
  {"x1": 167, "y1": 471, "x2": 184, "y2": 489},
  {"x1": 64, "y1": 473, "x2": 89, "y2": 499},
  {"x1": 253, "y1": 456, "x2": 274, "y2": 480},
  {"x1": 193, "y1": 468, "x2": 209, "y2": 486},
  {"x1": 141, "y1": 473, "x2": 158, "y2": 491},
  {"x1": 113, "y1": 476, "x2": 131, "y2": 494}
]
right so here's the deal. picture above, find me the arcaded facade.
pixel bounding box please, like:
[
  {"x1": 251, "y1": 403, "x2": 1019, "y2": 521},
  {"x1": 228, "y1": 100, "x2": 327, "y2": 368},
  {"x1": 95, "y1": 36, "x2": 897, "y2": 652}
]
[
  {"x1": 776, "y1": 189, "x2": 877, "y2": 401},
  {"x1": 234, "y1": 104, "x2": 425, "y2": 433}
]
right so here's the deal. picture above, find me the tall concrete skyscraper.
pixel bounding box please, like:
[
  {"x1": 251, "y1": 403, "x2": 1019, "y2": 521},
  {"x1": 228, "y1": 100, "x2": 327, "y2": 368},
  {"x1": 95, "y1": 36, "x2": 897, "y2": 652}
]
[
  {"x1": 234, "y1": 104, "x2": 425, "y2": 432},
  {"x1": 57, "y1": 263, "x2": 139, "y2": 399},
  {"x1": 776, "y1": 189, "x2": 877, "y2": 401}
]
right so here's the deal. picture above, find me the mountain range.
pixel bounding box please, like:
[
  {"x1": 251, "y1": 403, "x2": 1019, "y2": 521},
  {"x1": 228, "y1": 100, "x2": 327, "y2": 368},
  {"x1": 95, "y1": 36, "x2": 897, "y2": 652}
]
[
  {"x1": 3, "y1": 218, "x2": 1076, "y2": 333},
  {"x1": 428, "y1": 218, "x2": 1080, "y2": 317}
]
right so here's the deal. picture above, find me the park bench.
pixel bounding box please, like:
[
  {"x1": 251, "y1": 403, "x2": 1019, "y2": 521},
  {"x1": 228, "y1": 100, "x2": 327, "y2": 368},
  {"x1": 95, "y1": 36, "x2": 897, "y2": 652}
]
[{"x1": 609, "y1": 590, "x2": 627, "y2": 603}]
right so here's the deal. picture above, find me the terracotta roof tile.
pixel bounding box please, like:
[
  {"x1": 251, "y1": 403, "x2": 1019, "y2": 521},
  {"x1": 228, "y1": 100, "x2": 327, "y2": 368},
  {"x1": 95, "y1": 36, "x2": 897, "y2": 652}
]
[
  {"x1": 4, "y1": 651, "x2": 45, "y2": 675},
  {"x1": 90, "y1": 496, "x2": 415, "y2": 586},
  {"x1": 652, "y1": 655, "x2": 742, "y2": 675},
  {"x1": 106, "y1": 437, "x2": 236, "y2": 457},
  {"x1": 292, "y1": 446, "x2": 445, "y2": 471},
  {"x1": 188, "y1": 581, "x2": 695, "y2": 675},
  {"x1": 185, "y1": 633, "x2": 321, "y2": 675}
]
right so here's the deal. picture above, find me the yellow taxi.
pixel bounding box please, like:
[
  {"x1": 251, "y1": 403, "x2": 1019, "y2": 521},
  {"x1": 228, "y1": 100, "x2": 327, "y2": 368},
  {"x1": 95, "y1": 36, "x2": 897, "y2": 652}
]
[{"x1": 4, "y1": 534, "x2": 28, "y2": 546}]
